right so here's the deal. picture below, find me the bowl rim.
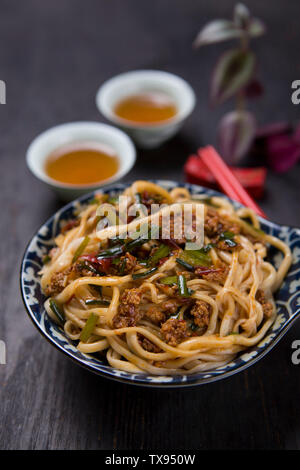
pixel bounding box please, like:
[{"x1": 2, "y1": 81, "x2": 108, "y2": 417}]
[
  {"x1": 95, "y1": 69, "x2": 196, "y2": 130},
  {"x1": 20, "y1": 180, "x2": 300, "y2": 388},
  {"x1": 26, "y1": 121, "x2": 136, "y2": 190}
]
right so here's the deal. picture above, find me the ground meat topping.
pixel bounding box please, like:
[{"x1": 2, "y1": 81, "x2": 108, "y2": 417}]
[
  {"x1": 160, "y1": 318, "x2": 189, "y2": 347},
  {"x1": 44, "y1": 271, "x2": 68, "y2": 297},
  {"x1": 112, "y1": 288, "x2": 142, "y2": 328},
  {"x1": 138, "y1": 334, "x2": 162, "y2": 353},
  {"x1": 256, "y1": 290, "x2": 273, "y2": 318},
  {"x1": 205, "y1": 209, "x2": 223, "y2": 237},
  {"x1": 205, "y1": 208, "x2": 241, "y2": 241},
  {"x1": 73, "y1": 261, "x2": 98, "y2": 277},
  {"x1": 145, "y1": 305, "x2": 167, "y2": 325},
  {"x1": 119, "y1": 252, "x2": 138, "y2": 274},
  {"x1": 195, "y1": 263, "x2": 229, "y2": 283},
  {"x1": 190, "y1": 300, "x2": 211, "y2": 329}
]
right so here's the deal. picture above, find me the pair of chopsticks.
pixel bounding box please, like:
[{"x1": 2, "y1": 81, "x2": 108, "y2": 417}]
[{"x1": 198, "y1": 146, "x2": 267, "y2": 219}]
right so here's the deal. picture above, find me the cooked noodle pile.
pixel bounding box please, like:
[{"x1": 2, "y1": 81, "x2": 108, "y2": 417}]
[{"x1": 40, "y1": 181, "x2": 292, "y2": 375}]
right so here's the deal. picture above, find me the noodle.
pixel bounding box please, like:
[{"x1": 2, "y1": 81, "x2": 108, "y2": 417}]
[{"x1": 40, "y1": 181, "x2": 292, "y2": 375}]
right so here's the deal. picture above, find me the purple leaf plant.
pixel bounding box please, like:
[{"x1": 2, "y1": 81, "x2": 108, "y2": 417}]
[{"x1": 194, "y1": 3, "x2": 266, "y2": 165}]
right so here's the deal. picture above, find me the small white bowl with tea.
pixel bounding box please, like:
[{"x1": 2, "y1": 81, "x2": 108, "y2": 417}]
[
  {"x1": 26, "y1": 121, "x2": 136, "y2": 201},
  {"x1": 96, "y1": 70, "x2": 196, "y2": 148}
]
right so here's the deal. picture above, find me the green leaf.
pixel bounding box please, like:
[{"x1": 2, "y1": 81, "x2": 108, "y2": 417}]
[
  {"x1": 211, "y1": 48, "x2": 256, "y2": 105},
  {"x1": 218, "y1": 110, "x2": 256, "y2": 164},
  {"x1": 248, "y1": 18, "x2": 266, "y2": 37},
  {"x1": 194, "y1": 20, "x2": 243, "y2": 47},
  {"x1": 234, "y1": 3, "x2": 251, "y2": 29}
]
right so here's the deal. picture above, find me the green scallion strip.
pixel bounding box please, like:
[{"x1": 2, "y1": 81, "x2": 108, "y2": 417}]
[
  {"x1": 97, "y1": 244, "x2": 124, "y2": 259},
  {"x1": 89, "y1": 284, "x2": 102, "y2": 296},
  {"x1": 176, "y1": 258, "x2": 194, "y2": 271},
  {"x1": 80, "y1": 312, "x2": 98, "y2": 342},
  {"x1": 149, "y1": 244, "x2": 170, "y2": 266},
  {"x1": 132, "y1": 267, "x2": 158, "y2": 280},
  {"x1": 170, "y1": 307, "x2": 181, "y2": 320},
  {"x1": 88, "y1": 197, "x2": 100, "y2": 205},
  {"x1": 85, "y1": 299, "x2": 110, "y2": 306},
  {"x1": 42, "y1": 254, "x2": 51, "y2": 265},
  {"x1": 72, "y1": 236, "x2": 90, "y2": 263},
  {"x1": 177, "y1": 274, "x2": 190, "y2": 298},
  {"x1": 49, "y1": 299, "x2": 65, "y2": 324},
  {"x1": 179, "y1": 248, "x2": 212, "y2": 267},
  {"x1": 159, "y1": 275, "x2": 178, "y2": 285},
  {"x1": 219, "y1": 231, "x2": 237, "y2": 247},
  {"x1": 107, "y1": 196, "x2": 119, "y2": 204}
]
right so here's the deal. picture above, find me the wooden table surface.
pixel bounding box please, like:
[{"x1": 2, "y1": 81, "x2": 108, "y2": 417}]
[{"x1": 1, "y1": 0, "x2": 300, "y2": 450}]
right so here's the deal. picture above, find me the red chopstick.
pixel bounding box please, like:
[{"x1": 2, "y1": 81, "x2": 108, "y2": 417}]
[{"x1": 198, "y1": 146, "x2": 267, "y2": 219}]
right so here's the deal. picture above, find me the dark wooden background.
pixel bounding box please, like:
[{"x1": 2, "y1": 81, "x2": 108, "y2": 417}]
[{"x1": 0, "y1": 0, "x2": 300, "y2": 450}]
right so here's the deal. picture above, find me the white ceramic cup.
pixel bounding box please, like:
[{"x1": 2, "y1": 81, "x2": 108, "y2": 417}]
[
  {"x1": 96, "y1": 70, "x2": 196, "y2": 149},
  {"x1": 26, "y1": 121, "x2": 136, "y2": 201}
]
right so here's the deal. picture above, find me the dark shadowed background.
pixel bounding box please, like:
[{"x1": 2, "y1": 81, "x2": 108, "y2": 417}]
[{"x1": 0, "y1": 0, "x2": 299, "y2": 450}]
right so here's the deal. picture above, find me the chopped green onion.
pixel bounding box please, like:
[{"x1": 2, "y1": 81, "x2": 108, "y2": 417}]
[
  {"x1": 190, "y1": 321, "x2": 199, "y2": 331},
  {"x1": 220, "y1": 231, "x2": 235, "y2": 239},
  {"x1": 107, "y1": 196, "x2": 119, "y2": 204},
  {"x1": 80, "y1": 312, "x2": 98, "y2": 342},
  {"x1": 85, "y1": 299, "x2": 110, "y2": 306},
  {"x1": 88, "y1": 197, "x2": 100, "y2": 205},
  {"x1": 169, "y1": 307, "x2": 181, "y2": 320},
  {"x1": 119, "y1": 257, "x2": 127, "y2": 275},
  {"x1": 192, "y1": 196, "x2": 218, "y2": 208},
  {"x1": 201, "y1": 243, "x2": 215, "y2": 253},
  {"x1": 72, "y1": 236, "x2": 90, "y2": 263},
  {"x1": 42, "y1": 254, "x2": 51, "y2": 265},
  {"x1": 176, "y1": 258, "x2": 194, "y2": 271},
  {"x1": 149, "y1": 244, "x2": 170, "y2": 266},
  {"x1": 178, "y1": 248, "x2": 212, "y2": 267},
  {"x1": 137, "y1": 260, "x2": 148, "y2": 266},
  {"x1": 243, "y1": 220, "x2": 265, "y2": 235},
  {"x1": 97, "y1": 245, "x2": 124, "y2": 259},
  {"x1": 125, "y1": 236, "x2": 149, "y2": 251},
  {"x1": 135, "y1": 193, "x2": 142, "y2": 203},
  {"x1": 89, "y1": 284, "x2": 102, "y2": 296},
  {"x1": 49, "y1": 299, "x2": 65, "y2": 324},
  {"x1": 219, "y1": 231, "x2": 237, "y2": 247},
  {"x1": 177, "y1": 274, "x2": 190, "y2": 297},
  {"x1": 159, "y1": 275, "x2": 178, "y2": 285},
  {"x1": 132, "y1": 267, "x2": 158, "y2": 280},
  {"x1": 78, "y1": 261, "x2": 98, "y2": 274}
]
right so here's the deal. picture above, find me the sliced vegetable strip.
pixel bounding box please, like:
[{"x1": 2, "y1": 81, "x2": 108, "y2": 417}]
[
  {"x1": 49, "y1": 299, "x2": 65, "y2": 324},
  {"x1": 159, "y1": 275, "x2": 178, "y2": 285},
  {"x1": 132, "y1": 267, "x2": 158, "y2": 280},
  {"x1": 178, "y1": 247, "x2": 212, "y2": 267},
  {"x1": 80, "y1": 312, "x2": 98, "y2": 342},
  {"x1": 149, "y1": 244, "x2": 170, "y2": 266},
  {"x1": 176, "y1": 258, "x2": 194, "y2": 271},
  {"x1": 85, "y1": 299, "x2": 110, "y2": 306},
  {"x1": 72, "y1": 236, "x2": 90, "y2": 263},
  {"x1": 177, "y1": 274, "x2": 190, "y2": 297}
]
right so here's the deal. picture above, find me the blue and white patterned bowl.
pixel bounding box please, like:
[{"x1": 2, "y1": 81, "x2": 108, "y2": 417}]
[{"x1": 20, "y1": 181, "x2": 300, "y2": 387}]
